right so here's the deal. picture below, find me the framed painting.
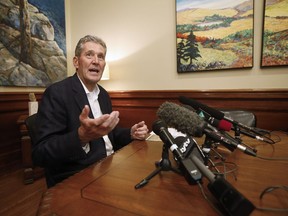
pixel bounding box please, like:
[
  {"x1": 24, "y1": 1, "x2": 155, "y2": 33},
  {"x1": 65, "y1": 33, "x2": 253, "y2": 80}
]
[
  {"x1": 176, "y1": 0, "x2": 254, "y2": 72},
  {"x1": 0, "y1": 0, "x2": 67, "y2": 87},
  {"x1": 261, "y1": 0, "x2": 288, "y2": 67}
]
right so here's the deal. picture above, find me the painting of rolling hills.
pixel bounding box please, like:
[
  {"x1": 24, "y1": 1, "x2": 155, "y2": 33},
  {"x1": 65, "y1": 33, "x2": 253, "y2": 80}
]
[
  {"x1": 261, "y1": 0, "x2": 288, "y2": 67},
  {"x1": 176, "y1": 0, "x2": 254, "y2": 72}
]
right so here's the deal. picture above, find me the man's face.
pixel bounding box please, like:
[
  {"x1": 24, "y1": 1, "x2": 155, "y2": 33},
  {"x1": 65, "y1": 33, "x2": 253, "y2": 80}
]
[{"x1": 73, "y1": 41, "x2": 106, "y2": 90}]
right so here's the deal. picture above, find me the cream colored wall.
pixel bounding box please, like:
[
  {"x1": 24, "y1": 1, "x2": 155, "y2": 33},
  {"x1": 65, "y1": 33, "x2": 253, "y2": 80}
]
[
  {"x1": 68, "y1": 0, "x2": 288, "y2": 91},
  {"x1": 1, "y1": 0, "x2": 287, "y2": 92}
]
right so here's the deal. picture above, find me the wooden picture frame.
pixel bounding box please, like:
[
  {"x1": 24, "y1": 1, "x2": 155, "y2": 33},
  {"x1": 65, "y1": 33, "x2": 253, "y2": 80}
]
[
  {"x1": 261, "y1": 0, "x2": 288, "y2": 67},
  {"x1": 176, "y1": 0, "x2": 254, "y2": 72}
]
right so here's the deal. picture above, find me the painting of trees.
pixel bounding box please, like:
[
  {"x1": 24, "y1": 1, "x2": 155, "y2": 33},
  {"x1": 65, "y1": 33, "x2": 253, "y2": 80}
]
[
  {"x1": 176, "y1": 0, "x2": 254, "y2": 72},
  {"x1": 177, "y1": 31, "x2": 202, "y2": 72}
]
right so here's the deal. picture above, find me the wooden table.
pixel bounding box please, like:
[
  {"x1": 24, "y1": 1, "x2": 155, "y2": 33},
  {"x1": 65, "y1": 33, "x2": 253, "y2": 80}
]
[{"x1": 37, "y1": 132, "x2": 288, "y2": 216}]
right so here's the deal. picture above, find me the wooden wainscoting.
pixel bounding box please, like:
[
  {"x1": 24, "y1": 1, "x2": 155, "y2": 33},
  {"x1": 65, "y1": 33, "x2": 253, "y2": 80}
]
[
  {"x1": 0, "y1": 92, "x2": 42, "y2": 176},
  {"x1": 0, "y1": 89, "x2": 287, "y2": 176},
  {"x1": 109, "y1": 89, "x2": 288, "y2": 132}
]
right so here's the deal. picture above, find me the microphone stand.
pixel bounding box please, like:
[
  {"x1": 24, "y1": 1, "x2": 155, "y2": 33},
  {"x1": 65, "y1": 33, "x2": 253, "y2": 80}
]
[
  {"x1": 135, "y1": 142, "x2": 181, "y2": 189},
  {"x1": 201, "y1": 136, "x2": 225, "y2": 174},
  {"x1": 232, "y1": 126, "x2": 257, "y2": 153},
  {"x1": 202, "y1": 136, "x2": 238, "y2": 181}
]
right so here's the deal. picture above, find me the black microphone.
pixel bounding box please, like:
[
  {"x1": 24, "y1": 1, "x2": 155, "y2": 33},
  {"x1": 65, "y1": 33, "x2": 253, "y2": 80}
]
[
  {"x1": 154, "y1": 119, "x2": 255, "y2": 216},
  {"x1": 191, "y1": 155, "x2": 255, "y2": 216},
  {"x1": 152, "y1": 120, "x2": 202, "y2": 184},
  {"x1": 157, "y1": 102, "x2": 256, "y2": 157},
  {"x1": 174, "y1": 136, "x2": 205, "y2": 159},
  {"x1": 196, "y1": 108, "x2": 264, "y2": 144},
  {"x1": 174, "y1": 135, "x2": 206, "y2": 171},
  {"x1": 174, "y1": 136, "x2": 194, "y2": 158},
  {"x1": 179, "y1": 96, "x2": 225, "y2": 119},
  {"x1": 179, "y1": 96, "x2": 265, "y2": 136},
  {"x1": 196, "y1": 108, "x2": 232, "y2": 131}
]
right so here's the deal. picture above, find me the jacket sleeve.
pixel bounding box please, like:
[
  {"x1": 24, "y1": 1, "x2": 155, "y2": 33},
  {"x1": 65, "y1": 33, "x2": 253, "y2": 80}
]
[{"x1": 32, "y1": 83, "x2": 87, "y2": 167}]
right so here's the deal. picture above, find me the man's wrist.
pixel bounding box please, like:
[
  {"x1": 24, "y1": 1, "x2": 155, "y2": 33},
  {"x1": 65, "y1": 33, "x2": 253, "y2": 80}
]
[{"x1": 78, "y1": 127, "x2": 89, "y2": 145}]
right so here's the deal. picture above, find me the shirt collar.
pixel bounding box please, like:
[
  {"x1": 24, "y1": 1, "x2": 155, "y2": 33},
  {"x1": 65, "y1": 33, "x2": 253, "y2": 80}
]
[{"x1": 77, "y1": 75, "x2": 100, "y2": 99}]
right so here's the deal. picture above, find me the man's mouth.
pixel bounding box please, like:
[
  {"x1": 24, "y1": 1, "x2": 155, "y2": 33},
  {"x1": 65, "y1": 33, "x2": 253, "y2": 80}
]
[{"x1": 89, "y1": 68, "x2": 100, "y2": 73}]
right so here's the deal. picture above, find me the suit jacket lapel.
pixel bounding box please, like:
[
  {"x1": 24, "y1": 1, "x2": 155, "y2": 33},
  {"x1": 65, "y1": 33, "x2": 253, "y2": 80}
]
[{"x1": 71, "y1": 73, "x2": 94, "y2": 119}]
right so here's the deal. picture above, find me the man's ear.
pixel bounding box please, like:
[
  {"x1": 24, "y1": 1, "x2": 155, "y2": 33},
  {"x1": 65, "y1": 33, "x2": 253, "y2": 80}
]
[{"x1": 73, "y1": 56, "x2": 79, "y2": 69}]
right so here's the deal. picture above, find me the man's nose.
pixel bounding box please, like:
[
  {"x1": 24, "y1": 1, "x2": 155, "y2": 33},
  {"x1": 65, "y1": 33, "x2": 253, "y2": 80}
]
[{"x1": 91, "y1": 56, "x2": 100, "y2": 63}]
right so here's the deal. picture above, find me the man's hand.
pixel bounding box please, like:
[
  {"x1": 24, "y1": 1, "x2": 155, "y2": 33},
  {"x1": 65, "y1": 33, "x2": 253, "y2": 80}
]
[
  {"x1": 78, "y1": 105, "x2": 119, "y2": 144},
  {"x1": 130, "y1": 121, "x2": 149, "y2": 140}
]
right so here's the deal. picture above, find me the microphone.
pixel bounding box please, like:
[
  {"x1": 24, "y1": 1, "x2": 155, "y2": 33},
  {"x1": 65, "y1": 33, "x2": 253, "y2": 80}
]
[
  {"x1": 152, "y1": 120, "x2": 202, "y2": 184},
  {"x1": 196, "y1": 108, "x2": 232, "y2": 131},
  {"x1": 196, "y1": 107, "x2": 263, "y2": 142},
  {"x1": 174, "y1": 136, "x2": 205, "y2": 158},
  {"x1": 179, "y1": 96, "x2": 265, "y2": 136},
  {"x1": 157, "y1": 102, "x2": 256, "y2": 157},
  {"x1": 184, "y1": 105, "x2": 239, "y2": 151},
  {"x1": 218, "y1": 119, "x2": 233, "y2": 131},
  {"x1": 154, "y1": 119, "x2": 255, "y2": 216},
  {"x1": 174, "y1": 136, "x2": 195, "y2": 158},
  {"x1": 191, "y1": 155, "x2": 255, "y2": 216},
  {"x1": 179, "y1": 96, "x2": 224, "y2": 119},
  {"x1": 174, "y1": 135, "x2": 206, "y2": 167}
]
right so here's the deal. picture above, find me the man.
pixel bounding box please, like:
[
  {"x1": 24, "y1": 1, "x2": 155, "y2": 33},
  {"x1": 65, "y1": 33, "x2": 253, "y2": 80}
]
[{"x1": 32, "y1": 35, "x2": 149, "y2": 188}]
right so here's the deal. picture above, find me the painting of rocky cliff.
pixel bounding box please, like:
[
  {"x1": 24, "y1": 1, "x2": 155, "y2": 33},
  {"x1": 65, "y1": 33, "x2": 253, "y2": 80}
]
[
  {"x1": 176, "y1": 0, "x2": 254, "y2": 72},
  {"x1": 0, "y1": 0, "x2": 67, "y2": 87}
]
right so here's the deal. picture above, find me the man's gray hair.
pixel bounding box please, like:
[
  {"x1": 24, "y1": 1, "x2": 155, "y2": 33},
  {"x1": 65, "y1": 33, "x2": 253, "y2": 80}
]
[{"x1": 74, "y1": 35, "x2": 107, "y2": 57}]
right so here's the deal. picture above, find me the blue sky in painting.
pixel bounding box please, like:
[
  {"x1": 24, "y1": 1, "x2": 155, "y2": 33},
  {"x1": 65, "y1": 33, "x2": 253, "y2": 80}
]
[
  {"x1": 28, "y1": 0, "x2": 66, "y2": 55},
  {"x1": 176, "y1": 0, "x2": 249, "y2": 11}
]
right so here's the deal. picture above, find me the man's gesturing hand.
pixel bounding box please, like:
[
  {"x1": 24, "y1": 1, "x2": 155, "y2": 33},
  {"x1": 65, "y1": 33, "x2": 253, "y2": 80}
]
[
  {"x1": 130, "y1": 121, "x2": 149, "y2": 140},
  {"x1": 78, "y1": 105, "x2": 119, "y2": 144}
]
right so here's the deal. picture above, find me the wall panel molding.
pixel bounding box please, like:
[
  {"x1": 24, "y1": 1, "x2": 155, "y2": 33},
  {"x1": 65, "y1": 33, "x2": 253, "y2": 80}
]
[
  {"x1": 109, "y1": 89, "x2": 288, "y2": 131},
  {"x1": 0, "y1": 89, "x2": 287, "y2": 175}
]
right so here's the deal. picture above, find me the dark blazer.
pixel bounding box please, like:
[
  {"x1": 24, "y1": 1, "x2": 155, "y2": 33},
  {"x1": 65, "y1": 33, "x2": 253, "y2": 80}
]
[{"x1": 32, "y1": 73, "x2": 132, "y2": 187}]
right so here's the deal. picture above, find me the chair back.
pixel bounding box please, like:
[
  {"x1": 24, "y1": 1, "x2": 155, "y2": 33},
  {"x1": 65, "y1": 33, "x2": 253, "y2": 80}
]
[
  {"x1": 221, "y1": 110, "x2": 256, "y2": 127},
  {"x1": 25, "y1": 113, "x2": 38, "y2": 146}
]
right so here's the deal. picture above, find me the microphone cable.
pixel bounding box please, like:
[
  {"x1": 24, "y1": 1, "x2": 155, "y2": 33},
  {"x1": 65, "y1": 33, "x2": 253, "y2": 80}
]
[
  {"x1": 266, "y1": 130, "x2": 288, "y2": 144},
  {"x1": 259, "y1": 131, "x2": 280, "y2": 145},
  {"x1": 252, "y1": 130, "x2": 287, "y2": 145},
  {"x1": 209, "y1": 161, "x2": 238, "y2": 181},
  {"x1": 228, "y1": 131, "x2": 288, "y2": 161},
  {"x1": 252, "y1": 131, "x2": 288, "y2": 161},
  {"x1": 256, "y1": 154, "x2": 288, "y2": 161},
  {"x1": 254, "y1": 185, "x2": 288, "y2": 213}
]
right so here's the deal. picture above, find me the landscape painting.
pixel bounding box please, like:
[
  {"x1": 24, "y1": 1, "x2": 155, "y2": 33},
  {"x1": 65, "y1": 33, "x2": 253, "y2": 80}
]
[
  {"x1": 0, "y1": 0, "x2": 67, "y2": 87},
  {"x1": 176, "y1": 0, "x2": 254, "y2": 72},
  {"x1": 261, "y1": 0, "x2": 288, "y2": 67}
]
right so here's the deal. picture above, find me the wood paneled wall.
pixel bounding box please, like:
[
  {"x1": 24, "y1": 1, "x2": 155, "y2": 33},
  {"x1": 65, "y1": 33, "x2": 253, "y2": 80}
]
[
  {"x1": 109, "y1": 89, "x2": 288, "y2": 132},
  {"x1": 0, "y1": 93, "x2": 42, "y2": 175},
  {"x1": 0, "y1": 89, "x2": 287, "y2": 176}
]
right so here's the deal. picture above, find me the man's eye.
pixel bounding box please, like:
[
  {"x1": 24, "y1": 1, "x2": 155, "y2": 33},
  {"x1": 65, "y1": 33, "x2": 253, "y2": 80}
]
[
  {"x1": 98, "y1": 55, "x2": 104, "y2": 60},
  {"x1": 86, "y1": 53, "x2": 93, "y2": 59}
]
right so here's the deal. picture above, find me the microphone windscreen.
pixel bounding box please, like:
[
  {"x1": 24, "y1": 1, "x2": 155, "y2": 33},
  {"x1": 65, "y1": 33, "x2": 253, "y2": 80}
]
[
  {"x1": 157, "y1": 102, "x2": 205, "y2": 137},
  {"x1": 182, "y1": 104, "x2": 197, "y2": 112},
  {"x1": 218, "y1": 119, "x2": 232, "y2": 131},
  {"x1": 179, "y1": 96, "x2": 225, "y2": 120}
]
